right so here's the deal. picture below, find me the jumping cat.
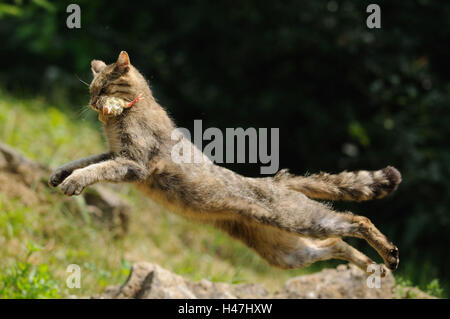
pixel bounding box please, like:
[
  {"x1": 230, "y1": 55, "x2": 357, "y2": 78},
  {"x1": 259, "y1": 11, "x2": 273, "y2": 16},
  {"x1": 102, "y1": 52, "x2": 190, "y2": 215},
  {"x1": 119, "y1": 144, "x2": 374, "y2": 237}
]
[{"x1": 49, "y1": 51, "x2": 401, "y2": 274}]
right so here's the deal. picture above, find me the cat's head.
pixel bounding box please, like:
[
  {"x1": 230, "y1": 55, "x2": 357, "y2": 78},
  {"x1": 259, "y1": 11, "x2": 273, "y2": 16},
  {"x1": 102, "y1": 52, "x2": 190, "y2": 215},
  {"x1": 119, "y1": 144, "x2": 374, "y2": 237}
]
[{"x1": 89, "y1": 51, "x2": 149, "y2": 114}]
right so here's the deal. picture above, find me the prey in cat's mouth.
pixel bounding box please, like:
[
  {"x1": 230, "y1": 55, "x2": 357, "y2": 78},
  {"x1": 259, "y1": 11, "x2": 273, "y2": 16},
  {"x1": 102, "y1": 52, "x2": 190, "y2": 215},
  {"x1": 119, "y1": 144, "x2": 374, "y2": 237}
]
[{"x1": 90, "y1": 93, "x2": 144, "y2": 116}]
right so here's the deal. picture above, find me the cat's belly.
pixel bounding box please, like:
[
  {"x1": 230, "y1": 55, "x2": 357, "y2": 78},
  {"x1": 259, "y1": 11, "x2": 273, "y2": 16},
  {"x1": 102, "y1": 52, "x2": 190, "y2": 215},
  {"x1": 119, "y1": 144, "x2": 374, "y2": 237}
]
[{"x1": 133, "y1": 182, "x2": 222, "y2": 222}]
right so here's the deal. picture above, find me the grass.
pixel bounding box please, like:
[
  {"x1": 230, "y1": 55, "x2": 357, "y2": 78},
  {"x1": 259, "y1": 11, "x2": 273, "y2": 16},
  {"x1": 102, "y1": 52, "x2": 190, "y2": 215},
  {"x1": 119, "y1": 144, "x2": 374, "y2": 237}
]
[
  {"x1": 0, "y1": 242, "x2": 61, "y2": 299},
  {"x1": 0, "y1": 89, "x2": 445, "y2": 298},
  {"x1": 394, "y1": 276, "x2": 444, "y2": 299}
]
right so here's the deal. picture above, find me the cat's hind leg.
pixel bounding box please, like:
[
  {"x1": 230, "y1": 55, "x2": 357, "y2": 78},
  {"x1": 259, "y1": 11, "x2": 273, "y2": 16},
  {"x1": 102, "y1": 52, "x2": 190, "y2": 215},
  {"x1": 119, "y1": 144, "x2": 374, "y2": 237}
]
[
  {"x1": 315, "y1": 213, "x2": 400, "y2": 271},
  {"x1": 220, "y1": 196, "x2": 399, "y2": 271},
  {"x1": 275, "y1": 237, "x2": 383, "y2": 275},
  {"x1": 214, "y1": 219, "x2": 383, "y2": 274}
]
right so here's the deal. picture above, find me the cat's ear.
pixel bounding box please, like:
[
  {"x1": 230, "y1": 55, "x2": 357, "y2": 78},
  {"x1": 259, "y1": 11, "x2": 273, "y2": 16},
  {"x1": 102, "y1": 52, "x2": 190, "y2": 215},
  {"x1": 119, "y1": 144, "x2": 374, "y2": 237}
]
[
  {"x1": 91, "y1": 60, "x2": 106, "y2": 76},
  {"x1": 116, "y1": 51, "x2": 130, "y2": 73}
]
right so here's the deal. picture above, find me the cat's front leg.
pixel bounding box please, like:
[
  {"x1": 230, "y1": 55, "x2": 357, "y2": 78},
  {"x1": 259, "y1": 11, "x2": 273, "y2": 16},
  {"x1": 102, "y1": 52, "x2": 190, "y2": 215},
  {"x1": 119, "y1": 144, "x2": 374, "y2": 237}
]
[
  {"x1": 49, "y1": 152, "x2": 113, "y2": 187},
  {"x1": 59, "y1": 158, "x2": 148, "y2": 196}
]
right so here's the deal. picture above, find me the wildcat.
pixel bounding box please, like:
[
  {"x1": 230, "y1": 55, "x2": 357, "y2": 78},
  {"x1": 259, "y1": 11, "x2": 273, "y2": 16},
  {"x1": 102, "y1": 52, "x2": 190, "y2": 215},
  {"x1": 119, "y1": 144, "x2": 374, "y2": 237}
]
[{"x1": 49, "y1": 51, "x2": 401, "y2": 273}]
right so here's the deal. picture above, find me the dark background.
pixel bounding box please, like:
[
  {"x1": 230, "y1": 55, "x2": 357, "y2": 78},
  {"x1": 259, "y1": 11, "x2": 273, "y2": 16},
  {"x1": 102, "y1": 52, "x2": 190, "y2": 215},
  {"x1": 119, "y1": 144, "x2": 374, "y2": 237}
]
[{"x1": 0, "y1": 0, "x2": 449, "y2": 294}]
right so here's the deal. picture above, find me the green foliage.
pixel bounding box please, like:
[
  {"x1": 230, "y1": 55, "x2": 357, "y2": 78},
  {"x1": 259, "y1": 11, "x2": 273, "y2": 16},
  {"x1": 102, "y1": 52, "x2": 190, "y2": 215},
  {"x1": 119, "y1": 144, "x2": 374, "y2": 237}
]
[
  {"x1": 394, "y1": 276, "x2": 444, "y2": 299},
  {"x1": 0, "y1": 4, "x2": 22, "y2": 18},
  {"x1": 393, "y1": 277, "x2": 419, "y2": 299},
  {"x1": 0, "y1": 243, "x2": 61, "y2": 299},
  {"x1": 0, "y1": 89, "x2": 103, "y2": 166},
  {"x1": 0, "y1": 197, "x2": 32, "y2": 239},
  {"x1": 425, "y1": 279, "x2": 444, "y2": 298}
]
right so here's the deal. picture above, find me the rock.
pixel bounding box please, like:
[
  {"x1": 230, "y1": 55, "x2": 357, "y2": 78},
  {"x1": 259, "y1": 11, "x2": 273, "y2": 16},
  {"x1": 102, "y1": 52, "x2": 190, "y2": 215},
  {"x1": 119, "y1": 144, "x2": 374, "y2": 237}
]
[
  {"x1": 83, "y1": 186, "x2": 130, "y2": 235},
  {"x1": 98, "y1": 262, "x2": 403, "y2": 299},
  {"x1": 99, "y1": 262, "x2": 270, "y2": 299},
  {"x1": 100, "y1": 263, "x2": 197, "y2": 299},
  {"x1": 275, "y1": 264, "x2": 395, "y2": 299},
  {"x1": 0, "y1": 143, "x2": 46, "y2": 205},
  {"x1": 0, "y1": 143, "x2": 46, "y2": 185}
]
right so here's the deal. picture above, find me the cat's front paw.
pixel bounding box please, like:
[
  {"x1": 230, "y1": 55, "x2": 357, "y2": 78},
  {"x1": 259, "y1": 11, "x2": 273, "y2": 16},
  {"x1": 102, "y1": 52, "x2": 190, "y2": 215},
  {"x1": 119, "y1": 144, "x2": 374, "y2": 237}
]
[
  {"x1": 60, "y1": 173, "x2": 85, "y2": 196},
  {"x1": 49, "y1": 169, "x2": 72, "y2": 187}
]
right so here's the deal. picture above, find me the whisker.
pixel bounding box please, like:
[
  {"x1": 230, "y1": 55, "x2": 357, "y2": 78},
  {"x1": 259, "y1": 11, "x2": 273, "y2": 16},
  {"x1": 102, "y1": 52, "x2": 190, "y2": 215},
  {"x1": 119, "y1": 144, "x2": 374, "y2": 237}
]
[
  {"x1": 76, "y1": 104, "x2": 93, "y2": 120},
  {"x1": 75, "y1": 74, "x2": 90, "y2": 87}
]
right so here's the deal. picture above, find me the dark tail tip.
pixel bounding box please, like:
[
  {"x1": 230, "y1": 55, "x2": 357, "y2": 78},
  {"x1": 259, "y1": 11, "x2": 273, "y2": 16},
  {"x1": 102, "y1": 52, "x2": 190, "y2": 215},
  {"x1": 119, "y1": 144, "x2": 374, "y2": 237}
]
[{"x1": 382, "y1": 166, "x2": 402, "y2": 190}]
